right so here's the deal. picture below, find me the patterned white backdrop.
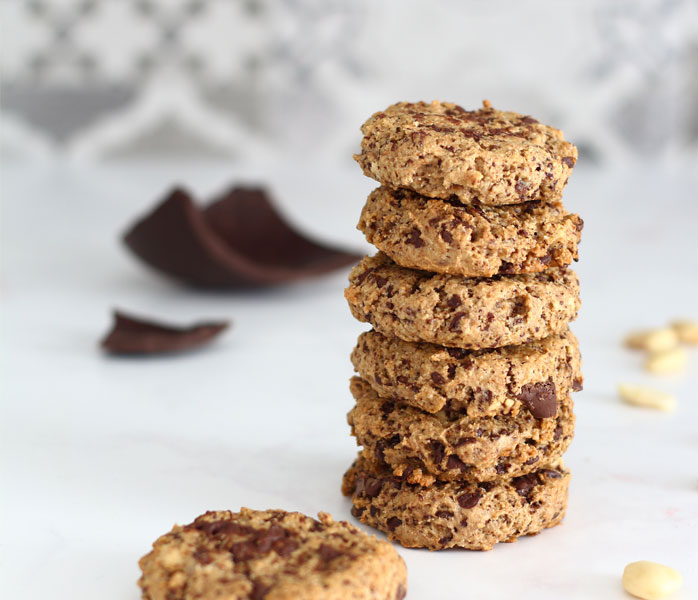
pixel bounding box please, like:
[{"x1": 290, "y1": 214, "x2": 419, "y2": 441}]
[{"x1": 1, "y1": 0, "x2": 697, "y2": 164}]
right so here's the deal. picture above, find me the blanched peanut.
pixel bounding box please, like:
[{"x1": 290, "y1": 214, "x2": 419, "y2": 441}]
[
  {"x1": 671, "y1": 319, "x2": 698, "y2": 345},
  {"x1": 644, "y1": 347, "x2": 687, "y2": 374},
  {"x1": 624, "y1": 328, "x2": 678, "y2": 353},
  {"x1": 618, "y1": 384, "x2": 676, "y2": 412},
  {"x1": 622, "y1": 560, "x2": 682, "y2": 600}
]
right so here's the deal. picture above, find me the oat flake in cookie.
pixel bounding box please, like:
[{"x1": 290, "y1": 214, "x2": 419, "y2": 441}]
[
  {"x1": 138, "y1": 508, "x2": 407, "y2": 600},
  {"x1": 355, "y1": 100, "x2": 577, "y2": 206},
  {"x1": 342, "y1": 453, "x2": 569, "y2": 551}
]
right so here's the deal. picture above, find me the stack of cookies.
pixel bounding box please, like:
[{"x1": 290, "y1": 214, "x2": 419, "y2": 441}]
[{"x1": 341, "y1": 100, "x2": 584, "y2": 551}]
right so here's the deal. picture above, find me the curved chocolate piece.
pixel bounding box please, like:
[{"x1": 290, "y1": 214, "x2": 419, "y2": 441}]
[
  {"x1": 123, "y1": 187, "x2": 361, "y2": 287},
  {"x1": 101, "y1": 310, "x2": 229, "y2": 354}
]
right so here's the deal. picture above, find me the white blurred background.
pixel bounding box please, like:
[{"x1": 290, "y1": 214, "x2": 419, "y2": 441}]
[{"x1": 2, "y1": 0, "x2": 698, "y2": 165}]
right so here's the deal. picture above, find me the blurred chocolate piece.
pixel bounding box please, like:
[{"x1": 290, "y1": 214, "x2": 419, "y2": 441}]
[
  {"x1": 123, "y1": 186, "x2": 360, "y2": 287},
  {"x1": 101, "y1": 310, "x2": 229, "y2": 354}
]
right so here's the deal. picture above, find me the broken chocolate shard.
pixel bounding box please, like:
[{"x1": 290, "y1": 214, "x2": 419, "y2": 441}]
[
  {"x1": 101, "y1": 310, "x2": 229, "y2": 354},
  {"x1": 123, "y1": 186, "x2": 361, "y2": 288}
]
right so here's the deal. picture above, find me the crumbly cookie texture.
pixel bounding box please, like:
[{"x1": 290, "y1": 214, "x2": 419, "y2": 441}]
[
  {"x1": 345, "y1": 253, "x2": 580, "y2": 349},
  {"x1": 358, "y1": 187, "x2": 583, "y2": 277},
  {"x1": 354, "y1": 100, "x2": 577, "y2": 206},
  {"x1": 138, "y1": 508, "x2": 407, "y2": 600},
  {"x1": 351, "y1": 329, "x2": 582, "y2": 416},
  {"x1": 348, "y1": 377, "x2": 574, "y2": 484},
  {"x1": 342, "y1": 453, "x2": 569, "y2": 551}
]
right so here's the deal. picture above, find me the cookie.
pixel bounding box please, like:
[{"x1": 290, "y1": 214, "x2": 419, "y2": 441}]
[
  {"x1": 348, "y1": 377, "x2": 574, "y2": 484},
  {"x1": 342, "y1": 453, "x2": 569, "y2": 551},
  {"x1": 354, "y1": 100, "x2": 577, "y2": 206},
  {"x1": 138, "y1": 508, "x2": 407, "y2": 600},
  {"x1": 351, "y1": 329, "x2": 582, "y2": 416},
  {"x1": 358, "y1": 186, "x2": 583, "y2": 277},
  {"x1": 345, "y1": 253, "x2": 580, "y2": 349}
]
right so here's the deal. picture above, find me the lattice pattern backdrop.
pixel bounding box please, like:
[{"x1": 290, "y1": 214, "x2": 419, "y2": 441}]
[{"x1": 1, "y1": 0, "x2": 697, "y2": 163}]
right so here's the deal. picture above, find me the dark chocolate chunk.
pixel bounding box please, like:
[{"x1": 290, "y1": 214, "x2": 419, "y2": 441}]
[
  {"x1": 250, "y1": 580, "x2": 271, "y2": 600},
  {"x1": 449, "y1": 312, "x2": 467, "y2": 332},
  {"x1": 446, "y1": 455, "x2": 470, "y2": 472},
  {"x1": 101, "y1": 310, "x2": 228, "y2": 355},
  {"x1": 430, "y1": 441, "x2": 445, "y2": 464},
  {"x1": 455, "y1": 437, "x2": 477, "y2": 446},
  {"x1": 446, "y1": 347, "x2": 469, "y2": 360},
  {"x1": 440, "y1": 228, "x2": 453, "y2": 243},
  {"x1": 457, "y1": 491, "x2": 482, "y2": 509},
  {"x1": 363, "y1": 478, "x2": 383, "y2": 498},
  {"x1": 517, "y1": 378, "x2": 557, "y2": 418},
  {"x1": 318, "y1": 543, "x2": 344, "y2": 563},
  {"x1": 447, "y1": 294, "x2": 462, "y2": 308},
  {"x1": 430, "y1": 371, "x2": 446, "y2": 385},
  {"x1": 562, "y1": 156, "x2": 576, "y2": 168},
  {"x1": 386, "y1": 517, "x2": 402, "y2": 531},
  {"x1": 123, "y1": 187, "x2": 360, "y2": 288},
  {"x1": 515, "y1": 180, "x2": 529, "y2": 199},
  {"x1": 572, "y1": 377, "x2": 583, "y2": 392},
  {"x1": 406, "y1": 227, "x2": 426, "y2": 247},
  {"x1": 385, "y1": 434, "x2": 402, "y2": 448},
  {"x1": 512, "y1": 473, "x2": 539, "y2": 497}
]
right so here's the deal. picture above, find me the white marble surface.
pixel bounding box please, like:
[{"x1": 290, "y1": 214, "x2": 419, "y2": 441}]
[{"x1": 1, "y1": 160, "x2": 697, "y2": 599}]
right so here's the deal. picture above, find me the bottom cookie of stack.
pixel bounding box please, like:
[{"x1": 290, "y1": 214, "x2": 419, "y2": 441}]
[{"x1": 342, "y1": 453, "x2": 569, "y2": 551}]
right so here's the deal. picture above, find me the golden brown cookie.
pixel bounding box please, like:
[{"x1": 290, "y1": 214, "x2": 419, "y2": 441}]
[
  {"x1": 351, "y1": 329, "x2": 582, "y2": 416},
  {"x1": 138, "y1": 508, "x2": 407, "y2": 600},
  {"x1": 354, "y1": 100, "x2": 577, "y2": 206},
  {"x1": 345, "y1": 253, "x2": 580, "y2": 349},
  {"x1": 348, "y1": 377, "x2": 574, "y2": 484},
  {"x1": 358, "y1": 186, "x2": 583, "y2": 277},
  {"x1": 342, "y1": 453, "x2": 569, "y2": 551}
]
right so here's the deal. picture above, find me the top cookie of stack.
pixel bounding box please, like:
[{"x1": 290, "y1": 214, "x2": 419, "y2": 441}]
[{"x1": 355, "y1": 99, "x2": 577, "y2": 207}]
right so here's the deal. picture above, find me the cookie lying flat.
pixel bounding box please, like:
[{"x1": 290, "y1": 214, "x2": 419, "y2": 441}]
[
  {"x1": 342, "y1": 453, "x2": 569, "y2": 551},
  {"x1": 358, "y1": 187, "x2": 583, "y2": 277},
  {"x1": 138, "y1": 508, "x2": 407, "y2": 600},
  {"x1": 348, "y1": 377, "x2": 574, "y2": 484},
  {"x1": 345, "y1": 253, "x2": 580, "y2": 349},
  {"x1": 351, "y1": 329, "x2": 582, "y2": 417},
  {"x1": 354, "y1": 100, "x2": 577, "y2": 206}
]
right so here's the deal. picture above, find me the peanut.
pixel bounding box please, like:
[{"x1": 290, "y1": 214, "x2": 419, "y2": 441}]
[
  {"x1": 622, "y1": 560, "x2": 682, "y2": 600},
  {"x1": 617, "y1": 384, "x2": 676, "y2": 412},
  {"x1": 671, "y1": 319, "x2": 698, "y2": 345},
  {"x1": 624, "y1": 328, "x2": 678, "y2": 353},
  {"x1": 644, "y1": 347, "x2": 687, "y2": 375}
]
